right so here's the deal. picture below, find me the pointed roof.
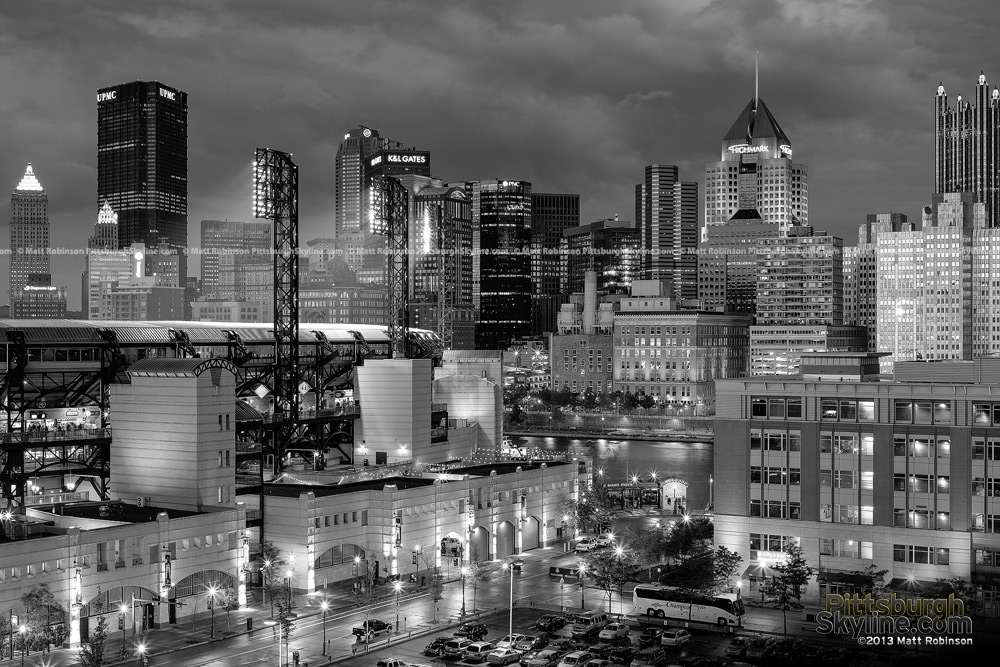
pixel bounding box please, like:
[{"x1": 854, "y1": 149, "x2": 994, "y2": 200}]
[
  {"x1": 97, "y1": 201, "x2": 118, "y2": 225},
  {"x1": 723, "y1": 97, "x2": 791, "y2": 147},
  {"x1": 15, "y1": 164, "x2": 44, "y2": 192}
]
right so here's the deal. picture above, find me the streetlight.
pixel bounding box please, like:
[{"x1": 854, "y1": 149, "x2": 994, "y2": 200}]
[
  {"x1": 119, "y1": 603, "x2": 129, "y2": 655},
  {"x1": 578, "y1": 563, "x2": 587, "y2": 609},
  {"x1": 393, "y1": 581, "x2": 402, "y2": 633},
  {"x1": 614, "y1": 546, "x2": 625, "y2": 618},
  {"x1": 501, "y1": 561, "x2": 514, "y2": 637},
  {"x1": 321, "y1": 600, "x2": 329, "y2": 655},
  {"x1": 136, "y1": 642, "x2": 148, "y2": 667},
  {"x1": 18, "y1": 625, "x2": 25, "y2": 667},
  {"x1": 263, "y1": 619, "x2": 281, "y2": 667},
  {"x1": 460, "y1": 567, "x2": 468, "y2": 618},
  {"x1": 207, "y1": 586, "x2": 217, "y2": 639}
]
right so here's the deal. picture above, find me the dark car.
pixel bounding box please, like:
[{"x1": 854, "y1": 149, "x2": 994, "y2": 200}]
[
  {"x1": 744, "y1": 636, "x2": 777, "y2": 660},
  {"x1": 456, "y1": 622, "x2": 490, "y2": 641},
  {"x1": 425, "y1": 637, "x2": 451, "y2": 657},
  {"x1": 608, "y1": 646, "x2": 637, "y2": 667},
  {"x1": 629, "y1": 647, "x2": 667, "y2": 667},
  {"x1": 589, "y1": 645, "x2": 616, "y2": 660},
  {"x1": 637, "y1": 628, "x2": 663, "y2": 650},
  {"x1": 724, "y1": 636, "x2": 751, "y2": 658},
  {"x1": 516, "y1": 635, "x2": 550, "y2": 652},
  {"x1": 537, "y1": 615, "x2": 568, "y2": 633}
]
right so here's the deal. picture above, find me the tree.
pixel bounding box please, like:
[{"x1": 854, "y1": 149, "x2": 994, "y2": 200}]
[
  {"x1": 260, "y1": 541, "x2": 285, "y2": 618},
  {"x1": 419, "y1": 552, "x2": 446, "y2": 622},
  {"x1": 765, "y1": 544, "x2": 815, "y2": 634},
  {"x1": 661, "y1": 549, "x2": 715, "y2": 591},
  {"x1": 78, "y1": 589, "x2": 110, "y2": 667},
  {"x1": 850, "y1": 564, "x2": 889, "y2": 600},
  {"x1": 22, "y1": 584, "x2": 67, "y2": 652},
  {"x1": 467, "y1": 553, "x2": 492, "y2": 613},
  {"x1": 927, "y1": 578, "x2": 981, "y2": 617},
  {"x1": 663, "y1": 516, "x2": 713, "y2": 561},
  {"x1": 713, "y1": 546, "x2": 744, "y2": 593},
  {"x1": 354, "y1": 558, "x2": 380, "y2": 637},
  {"x1": 626, "y1": 524, "x2": 669, "y2": 579},
  {"x1": 219, "y1": 586, "x2": 240, "y2": 632},
  {"x1": 586, "y1": 548, "x2": 639, "y2": 617},
  {"x1": 275, "y1": 596, "x2": 296, "y2": 657}
]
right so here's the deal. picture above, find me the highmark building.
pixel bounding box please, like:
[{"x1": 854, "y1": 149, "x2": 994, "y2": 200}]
[{"x1": 714, "y1": 352, "x2": 1000, "y2": 612}]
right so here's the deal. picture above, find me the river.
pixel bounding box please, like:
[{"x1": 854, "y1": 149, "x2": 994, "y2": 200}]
[{"x1": 507, "y1": 434, "x2": 715, "y2": 511}]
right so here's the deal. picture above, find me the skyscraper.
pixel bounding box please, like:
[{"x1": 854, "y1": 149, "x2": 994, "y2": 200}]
[
  {"x1": 843, "y1": 213, "x2": 908, "y2": 353},
  {"x1": 462, "y1": 179, "x2": 533, "y2": 350},
  {"x1": 97, "y1": 81, "x2": 188, "y2": 251},
  {"x1": 562, "y1": 218, "x2": 639, "y2": 295},
  {"x1": 634, "y1": 165, "x2": 698, "y2": 301},
  {"x1": 934, "y1": 73, "x2": 1000, "y2": 225},
  {"x1": 333, "y1": 126, "x2": 410, "y2": 237},
  {"x1": 10, "y1": 164, "x2": 66, "y2": 318}
]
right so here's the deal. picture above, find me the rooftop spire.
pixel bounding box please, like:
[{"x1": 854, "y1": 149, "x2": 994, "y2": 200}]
[
  {"x1": 15, "y1": 164, "x2": 43, "y2": 192},
  {"x1": 755, "y1": 52, "x2": 759, "y2": 105}
]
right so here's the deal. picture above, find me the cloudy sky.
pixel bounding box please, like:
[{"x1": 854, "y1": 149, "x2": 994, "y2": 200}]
[{"x1": 1, "y1": 0, "x2": 996, "y2": 309}]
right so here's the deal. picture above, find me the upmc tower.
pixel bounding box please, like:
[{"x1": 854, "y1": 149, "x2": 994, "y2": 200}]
[{"x1": 97, "y1": 81, "x2": 188, "y2": 250}]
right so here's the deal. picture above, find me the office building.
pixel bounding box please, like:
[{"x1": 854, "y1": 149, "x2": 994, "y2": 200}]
[
  {"x1": 698, "y1": 218, "x2": 779, "y2": 314},
  {"x1": 84, "y1": 204, "x2": 138, "y2": 320},
  {"x1": 333, "y1": 126, "x2": 411, "y2": 237},
  {"x1": 461, "y1": 180, "x2": 533, "y2": 350},
  {"x1": 97, "y1": 81, "x2": 188, "y2": 251},
  {"x1": 844, "y1": 213, "x2": 908, "y2": 352},
  {"x1": 551, "y1": 271, "x2": 615, "y2": 394},
  {"x1": 935, "y1": 73, "x2": 1000, "y2": 225},
  {"x1": 531, "y1": 192, "x2": 580, "y2": 296},
  {"x1": 9, "y1": 164, "x2": 66, "y2": 318},
  {"x1": 635, "y1": 165, "x2": 698, "y2": 300},
  {"x1": 198, "y1": 220, "x2": 272, "y2": 322},
  {"x1": 562, "y1": 218, "x2": 639, "y2": 296},
  {"x1": 714, "y1": 354, "x2": 1000, "y2": 610},
  {"x1": 613, "y1": 280, "x2": 750, "y2": 413}
]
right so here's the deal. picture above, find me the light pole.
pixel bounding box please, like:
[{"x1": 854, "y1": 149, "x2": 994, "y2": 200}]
[
  {"x1": 263, "y1": 619, "x2": 280, "y2": 667},
  {"x1": 393, "y1": 581, "x2": 401, "y2": 633},
  {"x1": 460, "y1": 567, "x2": 468, "y2": 618},
  {"x1": 207, "y1": 586, "x2": 217, "y2": 639},
  {"x1": 614, "y1": 545, "x2": 625, "y2": 618},
  {"x1": 136, "y1": 642, "x2": 148, "y2": 667},
  {"x1": 321, "y1": 600, "x2": 329, "y2": 655},
  {"x1": 119, "y1": 603, "x2": 129, "y2": 655},
  {"x1": 578, "y1": 563, "x2": 586, "y2": 609},
  {"x1": 18, "y1": 625, "x2": 25, "y2": 667},
  {"x1": 502, "y1": 561, "x2": 514, "y2": 637}
]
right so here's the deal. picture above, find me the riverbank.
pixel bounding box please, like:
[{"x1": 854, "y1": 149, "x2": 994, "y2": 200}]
[{"x1": 505, "y1": 428, "x2": 713, "y2": 443}]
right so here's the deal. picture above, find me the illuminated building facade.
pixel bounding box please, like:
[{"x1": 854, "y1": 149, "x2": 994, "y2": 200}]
[
  {"x1": 843, "y1": 213, "x2": 908, "y2": 353},
  {"x1": 714, "y1": 356, "x2": 1000, "y2": 608},
  {"x1": 10, "y1": 164, "x2": 65, "y2": 317},
  {"x1": 562, "y1": 218, "x2": 639, "y2": 295},
  {"x1": 333, "y1": 126, "x2": 410, "y2": 237},
  {"x1": 97, "y1": 81, "x2": 188, "y2": 251},
  {"x1": 635, "y1": 165, "x2": 698, "y2": 300},
  {"x1": 934, "y1": 73, "x2": 1000, "y2": 226},
  {"x1": 463, "y1": 180, "x2": 533, "y2": 350}
]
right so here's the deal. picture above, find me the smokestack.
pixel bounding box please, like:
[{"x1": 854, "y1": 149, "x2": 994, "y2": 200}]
[{"x1": 583, "y1": 270, "x2": 597, "y2": 333}]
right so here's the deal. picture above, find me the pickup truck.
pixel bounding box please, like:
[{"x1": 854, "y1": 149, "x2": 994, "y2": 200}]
[{"x1": 353, "y1": 619, "x2": 393, "y2": 641}]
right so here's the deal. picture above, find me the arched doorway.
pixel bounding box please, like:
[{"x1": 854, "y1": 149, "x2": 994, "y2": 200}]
[
  {"x1": 470, "y1": 526, "x2": 490, "y2": 562},
  {"x1": 521, "y1": 516, "x2": 540, "y2": 551},
  {"x1": 497, "y1": 521, "x2": 515, "y2": 558}
]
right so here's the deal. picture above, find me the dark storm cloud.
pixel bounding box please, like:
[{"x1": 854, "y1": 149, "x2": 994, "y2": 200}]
[{"x1": 0, "y1": 0, "x2": 997, "y2": 308}]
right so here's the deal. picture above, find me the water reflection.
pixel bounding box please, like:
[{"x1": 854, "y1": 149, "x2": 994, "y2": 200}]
[{"x1": 510, "y1": 435, "x2": 715, "y2": 511}]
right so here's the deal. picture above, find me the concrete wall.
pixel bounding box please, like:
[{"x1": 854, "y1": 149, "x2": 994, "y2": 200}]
[
  {"x1": 355, "y1": 359, "x2": 433, "y2": 463},
  {"x1": 433, "y1": 374, "x2": 501, "y2": 452}
]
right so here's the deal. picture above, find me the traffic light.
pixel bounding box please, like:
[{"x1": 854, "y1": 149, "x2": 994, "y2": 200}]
[
  {"x1": 118, "y1": 614, "x2": 124, "y2": 630},
  {"x1": 453, "y1": 558, "x2": 459, "y2": 566},
  {"x1": 207, "y1": 596, "x2": 213, "y2": 609},
  {"x1": 412, "y1": 552, "x2": 417, "y2": 565}
]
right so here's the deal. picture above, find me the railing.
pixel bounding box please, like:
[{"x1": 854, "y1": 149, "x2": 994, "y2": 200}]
[
  {"x1": 23, "y1": 491, "x2": 89, "y2": 507},
  {"x1": 1, "y1": 427, "x2": 112, "y2": 444},
  {"x1": 259, "y1": 405, "x2": 360, "y2": 422}
]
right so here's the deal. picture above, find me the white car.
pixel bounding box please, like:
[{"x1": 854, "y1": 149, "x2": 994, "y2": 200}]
[
  {"x1": 594, "y1": 533, "x2": 615, "y2": 548},
  {"x1": 488, "y1": 649, "x2": 523, "y2": 666},
  {"x1": 497, "y1": 634, "x2": 527, "y2": 649},
  {"x1": 574, "y1": 537, "x2": 597, "y2": 552},
  {"x1": 660, "y1": 628, "x2": 691, "y2": 648},
  {"x1": 598, "y1": 623, "x2": 629, "y2": 641}
]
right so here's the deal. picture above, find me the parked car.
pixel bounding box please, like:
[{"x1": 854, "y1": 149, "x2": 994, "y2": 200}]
[
  {"x1": 629, "y1": 647, "x2": 667, "y2": 667},
  {"x1": 586, "y1": 660, "x2": 613, "y2": 667},
  {"x1": 536, "y1": 615, "x2": 568, "y2": 633},
  {"x1": 608, "y1": 646, "x2": 636, "y2": 667},
  {"x1": 353, "y1": 619, "x2": 392, "y2": 642},
  {"x1": 556, "y1": 652, "x2": 594, "y2": 667},
  {"x1": 525, "y1": 649, "x2": 567, "y2": 667},
  {"x1": 589, "y1": 645, "x2": 615, "y2": 660},
  {"x1": 598, "y1": 623, "x2": 629, "y2": 641},
  {"x1": 574, "y1": 537, "x2": 598, "y2": 552},
  {"x1": 659, "y1": 629, "x2": 690, "y2": 648},
  {"x1": 456, "y1": 622, "x2": 490, "y2": 641},
  {"x1": 442, "y1": 638, "x2": 475, "y2": 660},
  {"x1": 424, "y1": 637, "x2": 451, "y2": 657},
  {"x1": 377, "y1": 659, "x2": 406, "y2": 667},
  {"x1": 744, "y1": 636, "x2": 777, "y2": 660},
  {"x1": 570, "y1": 612, "x2": 611, "y2": 638},
  {"x1": 594, "y1": 533, "x2": 615, "y2": 548},
  {"x1": 489, "y1": 649, "x2": 523, "y2": 666},
  {"x1": 516, "y1": 635, "x2": 550, "y2": 652},
  {"x1": 637, "y1": 628, "x2": 663, "y2": 650},
  {"x1": 724, "y1": 636, "x2": 751, "y2": 658},
  {"x1": 464, "y1": 642, "x2": 499, "y2": 664},
  {"x1": 497, "y1": 634, "x2": 528, "y2": 650}
]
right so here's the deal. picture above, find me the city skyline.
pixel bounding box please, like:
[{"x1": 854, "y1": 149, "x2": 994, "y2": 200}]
[{"x1": 0, "y1": 1, "x2": 997, "y2": 310}]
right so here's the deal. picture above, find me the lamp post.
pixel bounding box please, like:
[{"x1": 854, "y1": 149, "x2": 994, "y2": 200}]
[
  {"x1": 321, "y1": 600, "x2": 329, "y2": 655},
  {"x1": 18, "y1": 624, "x2": 26, "y2": 667},
  {"x1": 393, "y1": 581, "x2": 402, "y2": 634},
  {"x1": 207, "y1": 586, "x2": 217, "y2": 639},
  {"x1": 614, "y1": 545, "x2": 625, "y2": 618},
  {"x1": 502, "y1": 561, "x2": 514, "y2": 637},
  {"x1": 119, "y1": 603, "x2": 129, "y2": 655},
  {"x1": 263, "y1": 619, "x2": 280, "y2": 667},
  {"x1": 460, "y1": 567, "x2": 468, "y2": 618},
  {"x1": 578, "y1": 563, "x2": 586, "y2": 609},
  {"x1": 136, "y1": 642, "x2": 148, "y2": 667}
]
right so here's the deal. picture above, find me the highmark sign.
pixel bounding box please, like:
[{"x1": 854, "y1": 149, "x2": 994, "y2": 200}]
[{"x1": 727, "y1": 143, "x2": 770, "y2": 154}]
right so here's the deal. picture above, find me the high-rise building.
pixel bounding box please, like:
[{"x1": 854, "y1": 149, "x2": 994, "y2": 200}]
[
  {"x1": 333, "y1": 126, "x2": 409, "y2": 237},
  {"x1": 97, "y1": 81, "x2": 188, "y2": 252},
  {"x1": 562, "y1": 218, "x2": 639, "y2": 295},
  {"x1": 876, "y1": 193, "x2": 983, "y2": 373},
  {"x1": 531, "y1": 193, "x2": 580, "y2": 296},
  {"x1": 843, "y1": 213, "x2": 908, "y2": 353},
  {"x1": 198, "y1": 220, "x2": 273, "y2": 321},
  {"x1": 9, "y1": 164, "x2": 66, "y2": 318},
  {"x1": 934, "y1": 73, "x2": 1000, "y2": 226},
  {"x1": 462, "y1": 179, "x2": 533, "y2": 350},
  {"x1": 85, "y1": 203, "x2": 130, "y2": 319},
  {"x1": 634, "y1": 165, "x2": 698, "y2": 300}
]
